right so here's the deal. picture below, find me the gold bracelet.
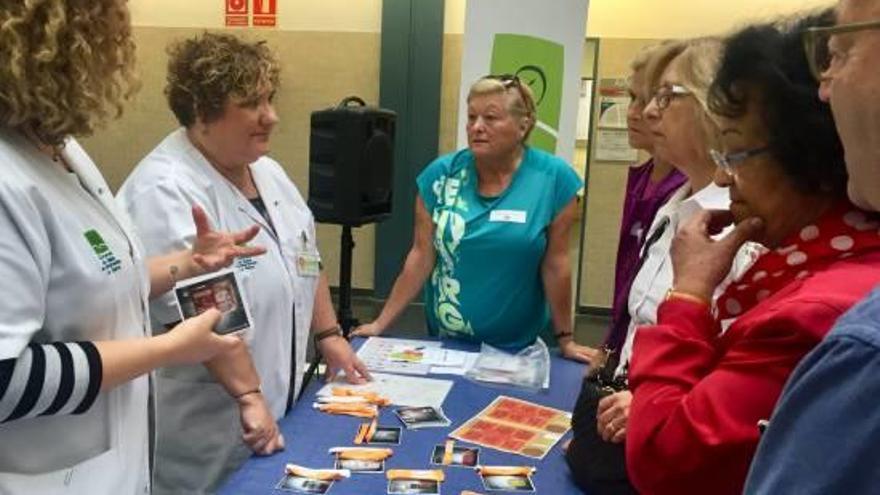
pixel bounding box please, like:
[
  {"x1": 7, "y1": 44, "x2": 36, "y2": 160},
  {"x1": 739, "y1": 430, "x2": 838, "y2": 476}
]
[{"x1": 665, "y1": 288, "x2": 710, "y2": 307}]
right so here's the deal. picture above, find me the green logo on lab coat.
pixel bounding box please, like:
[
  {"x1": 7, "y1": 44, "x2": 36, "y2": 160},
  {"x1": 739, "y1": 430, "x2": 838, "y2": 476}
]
[{"x1": 84, "y1": 229, "x2": 122, "y2": 274}]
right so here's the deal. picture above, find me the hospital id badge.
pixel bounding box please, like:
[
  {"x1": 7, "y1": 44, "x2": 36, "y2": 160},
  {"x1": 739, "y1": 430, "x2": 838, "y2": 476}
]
[{"x1": 296, "y1": 253, "x2": 321, "y2": 277}]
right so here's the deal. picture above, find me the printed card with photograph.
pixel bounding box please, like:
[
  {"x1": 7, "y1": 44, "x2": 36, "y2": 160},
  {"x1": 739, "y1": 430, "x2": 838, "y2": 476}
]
[
  {"x1": 369, "y1": 426, "x2": 402, "y2": 445},
  {"x1": 430, "y1": 444, "x2": 479, "y2": 468},
  {"x1": 395, "y1": 406, "x2": 451, "y2": 429},
  {"x1": 174, "y1": 269, "x2": 251, "y2": 334},
  {"x1": 480, "y1": 474, "x2": 535, "y2": 492},
  {"x1": 275, "y1": 474, "x2": 334, "y2": 494},
  {"x1": 387, "y1": 478, "x2": 441, "y2": 494},
  {"x1": 334, "y1": 458, "x2": 385, "y2": 474}
]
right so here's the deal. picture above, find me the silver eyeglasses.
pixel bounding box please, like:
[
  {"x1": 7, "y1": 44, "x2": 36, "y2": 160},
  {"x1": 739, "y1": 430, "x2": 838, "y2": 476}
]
[{"x1": 710, "y1": 146, "x2": 772, "y2": 174}]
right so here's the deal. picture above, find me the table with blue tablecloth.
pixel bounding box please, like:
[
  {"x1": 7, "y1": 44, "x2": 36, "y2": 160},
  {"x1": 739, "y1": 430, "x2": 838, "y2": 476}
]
[{"x1": 219, "y1": 337, "x2": 586, "y2": 494}]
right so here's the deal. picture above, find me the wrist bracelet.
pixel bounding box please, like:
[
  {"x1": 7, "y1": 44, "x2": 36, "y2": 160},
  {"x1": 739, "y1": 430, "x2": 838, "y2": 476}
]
[
  {"x1": 234, "y1": 388, "x2": 261, "y2": 401},
  {"x1": 314, "y1": 324, "x2": 344, "y2": 344},
  {"x1": 665, "y1": 288, "x2": 710, "y2": 307}
]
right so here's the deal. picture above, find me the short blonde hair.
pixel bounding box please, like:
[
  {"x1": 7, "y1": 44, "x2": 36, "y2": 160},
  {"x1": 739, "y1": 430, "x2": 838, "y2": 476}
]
[
  {"x1": 467, "y1": 76, "x2": 537, "y2": 141},
  {"x1": 0, "y1": 0, "x2": 138, "y2": 146},
  {"x1": 664, "y1": 37, "x2": 724, "y2": 149},
  {"x1": 669, "y1": 38, "x2": 724, "y2": 120},
  {"x1": 630, "y1": 42, "x2": 665, "y2": 74},
  {"x1": 639, "y1": 40, "x2": 688, "y2": 102},
  {"x1": 166, "y1": 33, "x2": 280, "y2": 127}
]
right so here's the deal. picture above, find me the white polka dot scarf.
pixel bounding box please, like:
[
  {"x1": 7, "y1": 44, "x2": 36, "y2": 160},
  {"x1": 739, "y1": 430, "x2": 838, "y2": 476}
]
[{"x1": 716, "y1": 201, "x2": 880, "y2": 321}]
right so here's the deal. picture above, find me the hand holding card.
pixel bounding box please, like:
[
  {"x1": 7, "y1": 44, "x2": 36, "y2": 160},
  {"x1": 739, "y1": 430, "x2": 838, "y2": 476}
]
[{"x1": 174, "y1": 269, "x2": 251, "y2": 334}]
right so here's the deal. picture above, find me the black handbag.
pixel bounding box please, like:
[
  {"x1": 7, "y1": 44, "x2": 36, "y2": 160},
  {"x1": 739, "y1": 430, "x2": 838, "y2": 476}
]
[{"x1": 565, "y1": 352, "x2": 638, "y2": 495}]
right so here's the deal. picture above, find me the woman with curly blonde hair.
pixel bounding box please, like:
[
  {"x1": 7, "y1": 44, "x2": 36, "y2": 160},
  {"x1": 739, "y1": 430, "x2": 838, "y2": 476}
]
[
  {"x1": 0, "y1": 2, "x2": 266, "y2": 493},
  {"x1": 119, "y1": 32, "x2": 370, "y2": 493}
]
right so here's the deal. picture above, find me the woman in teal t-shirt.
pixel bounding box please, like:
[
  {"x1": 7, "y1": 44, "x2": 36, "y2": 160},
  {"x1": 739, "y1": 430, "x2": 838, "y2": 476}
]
[{"x1": 353, "y1": 75, "x2": 594, "y2": 362}]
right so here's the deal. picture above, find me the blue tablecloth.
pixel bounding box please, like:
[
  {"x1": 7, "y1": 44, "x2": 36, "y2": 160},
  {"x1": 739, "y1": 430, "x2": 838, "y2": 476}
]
[{"x1": 219, "y1": 338, "x2": 586, "y2": 494}]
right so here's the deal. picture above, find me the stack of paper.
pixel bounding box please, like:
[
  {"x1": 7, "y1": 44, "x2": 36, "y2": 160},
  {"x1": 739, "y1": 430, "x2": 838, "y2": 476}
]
[
  {"x1": 357, "y1": 337, "x2": 478, "y2": 376},
  {"x1": 357, "y1": 338, "x2": 441, "y2": 375},
  {"x1": 317, "y1": 372, "x2": 453, "y2": 409},
  {"x1": 426, "y1": 349, "x2": 479, "y2": 376}
]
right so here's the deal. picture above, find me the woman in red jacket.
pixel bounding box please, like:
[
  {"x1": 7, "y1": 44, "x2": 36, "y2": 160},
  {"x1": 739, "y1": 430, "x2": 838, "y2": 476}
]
[{"x1": 623, "y1": 11, "x2": 880, "y2": 495}]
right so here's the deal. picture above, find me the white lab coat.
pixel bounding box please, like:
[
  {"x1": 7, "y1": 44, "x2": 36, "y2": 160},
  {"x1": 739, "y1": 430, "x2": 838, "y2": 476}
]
[
  {"x1": 0, "y1": 131, "x2": 151, "y2": 494},
  {"x1": 119, "y1": 128, "x2": 317, "y2": 494},
  {"x1": 616, "y1": 182, "x2": 763, "y2": 376}
]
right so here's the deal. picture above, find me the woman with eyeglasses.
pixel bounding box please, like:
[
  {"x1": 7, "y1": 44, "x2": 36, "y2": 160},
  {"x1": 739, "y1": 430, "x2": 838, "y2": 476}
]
[
  {"x1": 602, "y1": 42, "x2": 687, "y2": 357},
  {"x1": 565, "y1": 38, "x2": 759, "y2": 495},
  {"x1": 624, "y1": 12, "x2": 880, "y2": 495},
  {"x1": 612, "y1": 37, "x2": 763, "y2": 388},
  {"x1": 352, "y1": 75, "x2": 594, "y2": 362}
]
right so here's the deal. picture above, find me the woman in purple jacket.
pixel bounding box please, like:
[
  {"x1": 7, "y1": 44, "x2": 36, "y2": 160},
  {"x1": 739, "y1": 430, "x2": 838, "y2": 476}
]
[{"x1": 605, "y1": 42, "x2": 687, "y2": 353}]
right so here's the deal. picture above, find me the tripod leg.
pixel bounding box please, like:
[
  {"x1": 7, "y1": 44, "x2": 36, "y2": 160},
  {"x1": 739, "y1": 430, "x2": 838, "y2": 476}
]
[{"x1": 297, "y1": 225, "x2": 361, "y2": 403}]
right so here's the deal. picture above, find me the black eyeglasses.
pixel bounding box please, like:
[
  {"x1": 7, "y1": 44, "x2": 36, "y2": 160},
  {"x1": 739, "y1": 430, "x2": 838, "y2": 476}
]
[
  {"x1": 803, "y1": 20, "x2": 880, "y2": 80},
  {"x1": 650, "y1": 84, "x2": 693, "y2": 111},
  {"x1": 710, "y1": 146, "x2": 772, "y2": 174},
  {"x1": 485, "y1": 74, "x2": 536, "y2": 114}
]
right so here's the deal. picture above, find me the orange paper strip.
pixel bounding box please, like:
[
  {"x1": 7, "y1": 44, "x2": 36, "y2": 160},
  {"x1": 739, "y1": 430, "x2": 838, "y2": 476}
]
[
  {"x1": 475, "y1": 465, "x2": 536, "y2": 476},
  {"x1": 314, "y1": 402, "x2": 378, "y2": 418},
  {"x1": 386, "y1": 469, "x2": 445, "y2": 482},
  {"x1": 354, "y1": 424, "x2": 368, "y2": 445},
  {"x1": 442, "y1": 439, "x2": 455, "y2": 465},
  {"x1": 366, "y1": 417, "x2": 378, "y2": 442},
  {"x1": 285, "y1": 464, "x2": 350, "y2": 480},
  {"x1": 329, "y1": 447, "x2": 393, "y2": 461},
  {"x1": 332, "y1": 387, "x2": 391, "y2": 406}
]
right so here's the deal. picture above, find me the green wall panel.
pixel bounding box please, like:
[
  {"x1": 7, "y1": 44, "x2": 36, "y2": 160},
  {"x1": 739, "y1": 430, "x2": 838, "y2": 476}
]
[{"x1": 374, "y1": 0, "x2": 444, "y2": 298}]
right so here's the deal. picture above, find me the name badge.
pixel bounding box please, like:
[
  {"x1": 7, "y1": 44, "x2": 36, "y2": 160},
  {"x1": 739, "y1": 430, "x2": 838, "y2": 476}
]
[
  {"x1": 296, "y1": 253, "x2": 322, "y2": 277},
  {"x1": 489, "y1": 210, "x2": 527, "y2": 224}
]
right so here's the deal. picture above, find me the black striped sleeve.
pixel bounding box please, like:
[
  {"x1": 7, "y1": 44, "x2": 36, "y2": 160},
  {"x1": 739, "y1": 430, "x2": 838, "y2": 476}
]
[
  {"x1": 71, "y1": 342, "x2": 102, "y2": 414},
  {"x1": 0, "y1": 342, "x2": 103, "y2": 424}
]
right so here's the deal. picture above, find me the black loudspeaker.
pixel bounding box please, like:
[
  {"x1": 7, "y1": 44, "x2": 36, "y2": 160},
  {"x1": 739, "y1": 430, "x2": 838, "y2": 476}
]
[{"x1": 308, "y1": 97, "x2": 396, "y2": 226}]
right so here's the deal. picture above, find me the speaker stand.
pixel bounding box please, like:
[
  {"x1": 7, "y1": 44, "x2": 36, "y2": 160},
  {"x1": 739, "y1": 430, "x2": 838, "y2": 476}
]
[
  {"x1": 299, "y1": 224, "x2": 360, "y2": 400},
  {"x1": 337, "y1": 225, "x2": 359, "y2": 336}
]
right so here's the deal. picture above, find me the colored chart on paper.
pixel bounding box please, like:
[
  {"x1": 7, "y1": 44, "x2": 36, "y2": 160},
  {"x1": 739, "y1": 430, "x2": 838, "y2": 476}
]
[
  {"x1": 449, "y1": 396, "x2": 571, "y2": 459},
  {"x1": 357, "y1": 337, "x2": 440, "y2": 375}
]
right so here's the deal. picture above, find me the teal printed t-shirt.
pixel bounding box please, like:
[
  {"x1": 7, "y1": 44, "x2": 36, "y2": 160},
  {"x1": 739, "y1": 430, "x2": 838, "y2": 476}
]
[{"x1": 416, "y1": 146, "x2": 583, "y2": 351}]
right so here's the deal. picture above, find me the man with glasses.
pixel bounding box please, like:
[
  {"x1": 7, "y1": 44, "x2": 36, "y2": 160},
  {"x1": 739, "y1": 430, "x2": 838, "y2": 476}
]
[{"x1": 745, "y1": 1, "x2": 880, "y2": 492}]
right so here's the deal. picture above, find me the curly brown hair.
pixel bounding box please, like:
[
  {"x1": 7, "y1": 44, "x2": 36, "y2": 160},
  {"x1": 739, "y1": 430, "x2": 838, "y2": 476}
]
[
  {"x1": 0, "y1": 0, "x2": 138, "y2": 146},
  {"x1": 166, "y1": 32, "x2": 281, "y2": 127}
]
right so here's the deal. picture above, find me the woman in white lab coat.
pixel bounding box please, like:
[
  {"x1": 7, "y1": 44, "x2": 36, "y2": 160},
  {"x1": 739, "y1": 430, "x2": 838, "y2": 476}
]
[
  {"x1": 0, "y1": 2, "x2": 266, "y2": 494},
  {"x1": 119, "y1": 33, "x2": 370, "y2": 493}
]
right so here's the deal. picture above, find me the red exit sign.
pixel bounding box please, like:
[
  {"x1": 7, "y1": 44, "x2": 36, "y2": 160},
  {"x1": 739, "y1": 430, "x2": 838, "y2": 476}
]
[{"x1": 225, "y1": 0, "x2": 276, "y2": 28}]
